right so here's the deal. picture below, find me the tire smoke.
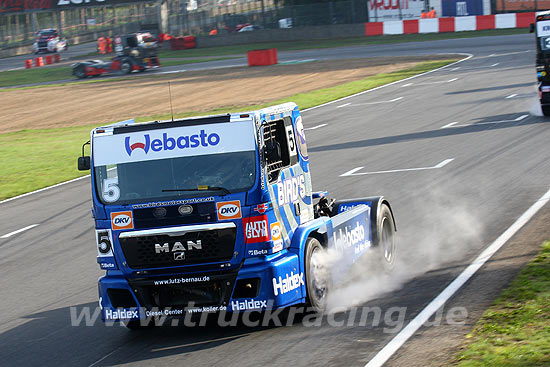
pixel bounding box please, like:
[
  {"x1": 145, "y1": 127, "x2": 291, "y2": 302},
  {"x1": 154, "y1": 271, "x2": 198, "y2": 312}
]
[{"x1": 321, "y1": 191, "x2": 484, "y2": 312}]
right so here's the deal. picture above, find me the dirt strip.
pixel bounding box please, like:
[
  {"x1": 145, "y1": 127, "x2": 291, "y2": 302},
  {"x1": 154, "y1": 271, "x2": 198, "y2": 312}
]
[{"x1": 0, "y1": 55, "x2": 452, "y2": 134}]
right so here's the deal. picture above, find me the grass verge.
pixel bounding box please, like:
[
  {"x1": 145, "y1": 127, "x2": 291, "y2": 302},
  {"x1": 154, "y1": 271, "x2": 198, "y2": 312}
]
[
  {"x1": 0, "y1": 57, "x2": 236, "y2": 88},
  {"x1": 157, "y1": 28, "x2": 526, "y2": 58},
  {"x1": 455, "y1": 241, "x2": 550, "y2": 366},
  {"x1": 0, "y1": 59, "x2": 455, "y2": 200}
]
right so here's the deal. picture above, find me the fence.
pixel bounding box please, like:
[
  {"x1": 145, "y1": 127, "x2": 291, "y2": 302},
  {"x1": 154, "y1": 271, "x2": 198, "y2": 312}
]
[{"x1": 0, "y1": 0, "x2": 543, "y2": 50}]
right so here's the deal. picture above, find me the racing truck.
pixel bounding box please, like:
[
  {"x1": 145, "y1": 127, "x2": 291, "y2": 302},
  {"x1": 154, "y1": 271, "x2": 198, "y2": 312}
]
[
  {"x1": 33, "y1": 29, "x2": 68, "y2": 54},
  {"x1": 72, "y1": 32, "x2": 160, "y2": 79},
  {"x1": 532, "y1": 11, "x2": 550, "y2": 116},
  {"x1": 77, "y1": 102, "x2": 396, "y2": 328}
]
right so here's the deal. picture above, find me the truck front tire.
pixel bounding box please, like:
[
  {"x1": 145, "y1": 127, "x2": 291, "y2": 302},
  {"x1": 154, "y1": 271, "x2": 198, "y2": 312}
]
[{"x1": 305, "y1": 237, "x2": 329, "y2": 313}]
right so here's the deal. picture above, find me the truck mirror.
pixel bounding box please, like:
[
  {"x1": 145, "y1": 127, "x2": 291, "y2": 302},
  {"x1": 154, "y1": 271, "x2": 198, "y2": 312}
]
[
  {"x1": 78, "y1": 156, "x2": 91, "y2": 171},
  {"x1": 530, "y1": 23, "x2": 535, "y2": 33}
]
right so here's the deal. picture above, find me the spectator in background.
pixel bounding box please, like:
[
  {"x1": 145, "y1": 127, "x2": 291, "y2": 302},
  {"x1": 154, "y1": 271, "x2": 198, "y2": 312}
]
[{"x1": 428, "y1": 7, "x2": 437, "y2": 18}]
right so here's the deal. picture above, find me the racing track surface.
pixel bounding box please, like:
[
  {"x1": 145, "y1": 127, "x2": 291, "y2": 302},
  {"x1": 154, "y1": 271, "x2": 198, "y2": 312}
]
[{"x1": 1, "y1": 34, "x2": 549, "y2": 366}]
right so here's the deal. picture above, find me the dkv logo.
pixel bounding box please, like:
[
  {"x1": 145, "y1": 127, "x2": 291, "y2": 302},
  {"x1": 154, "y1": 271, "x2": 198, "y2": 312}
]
[
  {"x1": 111, "y1": 211, "x2": 134, "y2": 230},
  {"x1": 216, "y1": 200, "x2": 242, "y2": 220},
  {"x1": 124, "y1": 130, "x2": 220, "y2": 156}
]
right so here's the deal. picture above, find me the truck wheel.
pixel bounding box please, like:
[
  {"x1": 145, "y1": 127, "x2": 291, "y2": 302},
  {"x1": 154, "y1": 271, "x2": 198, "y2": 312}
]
[
  {"x1": 375, "y1": 203, "x2": 396, "y2": 272},
  {"x1": 542, "y1": 105, "x2": 550, "y2": 117},
  {"x1": 121, "y1": 61, "x2": 132, "y2": 74},
  {"x1": 305, "y1": 237, "x2": 329, "y2": 313},
  {"x1": 74, "y1": 65, "x2": 87, "y2": 79}
]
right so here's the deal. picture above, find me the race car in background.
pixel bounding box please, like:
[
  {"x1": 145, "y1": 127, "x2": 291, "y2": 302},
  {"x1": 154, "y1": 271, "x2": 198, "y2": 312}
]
[
  {"x1": 71, "y1": 32, "x2": 160, "y2": 79},
  {"x1": 532, "y1": 10, "x2": 550, "y2": 116},
  {"x1": 33, "y1": 29, "x2": 68, "y2": 54}
]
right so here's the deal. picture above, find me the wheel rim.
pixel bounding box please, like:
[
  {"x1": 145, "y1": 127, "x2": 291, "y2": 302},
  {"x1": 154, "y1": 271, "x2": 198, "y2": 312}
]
[
  {"x1": 380, "y1": 217, "x2": 394, "y2": 264},
  {"x1": 121, "y1": 63, "x2": 131, "y2": 74},
  {"x1": 309, "y1": 246, "x2": 328, "y2": 306}
]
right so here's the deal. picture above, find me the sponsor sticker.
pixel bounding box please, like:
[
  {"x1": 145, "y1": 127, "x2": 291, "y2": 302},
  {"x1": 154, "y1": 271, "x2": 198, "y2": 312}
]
[
  {"x1": 277, "y1": 174, "x2": 306, "y2": 206},
  {"x1": 243, "y1": 215, "x2": 270, "y2": 243},
  {"x1": 231, "y1": 298, "x2": 268, "y2": 311},
  {"x1": 295, "y1": 116, "x2": 308, "y2": 160},
  {"x1": 270, "y1": 222, "x2": 282, "y2": 242},
  {"x1": 272, "y1": 241, "x2": 283, "y2": 253},
  {"x1": 216, "y1": 200, "x2": 242, "y2": 220},
  {"x1": 542, "y1": 86, "x2": 550, "y2": 93},
  {"x1": 272, "y1": 271, "x2": 304, "y2": 296},
  {"x1": 253, "y1": 203, "x2": 270, "y2": 214},
  {"x1": 111, "y1": 211, "x2": 134, "y2": 230}
]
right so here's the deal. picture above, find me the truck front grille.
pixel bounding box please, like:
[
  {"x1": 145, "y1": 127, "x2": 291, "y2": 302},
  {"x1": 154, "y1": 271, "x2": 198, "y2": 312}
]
[{"x1": 119, "y1": 227, "x2": 236, "y2": 269}]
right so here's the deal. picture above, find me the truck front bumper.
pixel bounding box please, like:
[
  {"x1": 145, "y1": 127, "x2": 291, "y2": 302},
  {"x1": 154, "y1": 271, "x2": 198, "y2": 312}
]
[{"x1": 98, "y1": 250, "x2": 305, "y2": 321}]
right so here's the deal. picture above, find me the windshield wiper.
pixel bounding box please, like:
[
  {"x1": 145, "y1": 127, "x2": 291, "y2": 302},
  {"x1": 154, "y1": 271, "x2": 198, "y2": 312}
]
[{"x1": 161, "y1": 186, "x2": 231, "y2": 195}]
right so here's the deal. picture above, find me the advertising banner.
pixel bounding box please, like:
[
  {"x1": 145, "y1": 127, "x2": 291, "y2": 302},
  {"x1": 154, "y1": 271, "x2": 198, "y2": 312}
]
[
  {"x1": 495, "y1": 0, "x2": 550, "y2": 11},
  {"x1": 0, "y1": 0, "x2": 149, "y2": 14},
  {"x1": 369, "y1": 0, "x2": 426, "y2": 21},
  {"x1": 442, "y1": 0, "x2": 484, "y2": 16}
]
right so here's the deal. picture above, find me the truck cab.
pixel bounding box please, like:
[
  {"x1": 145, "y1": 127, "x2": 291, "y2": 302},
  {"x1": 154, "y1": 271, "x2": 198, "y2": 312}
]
[
  {"x1": 78, "y1": 103, "x2": 395, "y2": 327},
  {"x1": 533, "y1": 11, "x2": 550, "y2": 115}
]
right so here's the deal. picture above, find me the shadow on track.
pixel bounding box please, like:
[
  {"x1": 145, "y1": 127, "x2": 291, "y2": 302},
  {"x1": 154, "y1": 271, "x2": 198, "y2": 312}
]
[{"x1": 309, "y1": 113, "x2": 546, "y2": 153}]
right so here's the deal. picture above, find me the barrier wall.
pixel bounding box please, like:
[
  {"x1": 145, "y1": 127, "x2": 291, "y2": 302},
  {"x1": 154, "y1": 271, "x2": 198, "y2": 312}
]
[{"x1": 365, "y1": 12, "x2": 535, "y2": 35}]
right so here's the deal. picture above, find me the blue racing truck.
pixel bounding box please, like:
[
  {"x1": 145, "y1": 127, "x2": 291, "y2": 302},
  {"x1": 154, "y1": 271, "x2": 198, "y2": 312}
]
[{"x1": 78, "y1": 102, "x2": 396, "y2": 328}]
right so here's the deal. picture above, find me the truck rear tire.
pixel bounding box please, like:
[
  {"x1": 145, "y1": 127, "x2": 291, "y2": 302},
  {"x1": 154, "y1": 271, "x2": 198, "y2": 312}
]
[
  {"x1": 375, "y1": 203, "x2": 396, "y2": 272},
  {"x1": 305, "y1": 237, "x2": 329, "y2": 313},
  {"x1": 542, "y1": 105, "x2": 550, "y2": 116},
  {"x1": 121, "y1": 61, "x2": 132, "y2": 75}
]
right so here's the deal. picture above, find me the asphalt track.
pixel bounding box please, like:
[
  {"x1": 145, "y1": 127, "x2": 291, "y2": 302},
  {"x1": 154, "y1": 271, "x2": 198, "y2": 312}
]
[{"x1": 1, "y1": 33, "x2": 549, "y2": 366}]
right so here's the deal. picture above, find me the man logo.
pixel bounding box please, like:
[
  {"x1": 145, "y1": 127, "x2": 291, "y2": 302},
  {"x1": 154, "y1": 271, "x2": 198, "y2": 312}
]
[
  {"x1": 216, "y1": 200, "x2": 242, "y2": 220},
  {"x1": 110, "y1": 211, "x2": 134, "y2": 230},
  {"x1": 174, "y1": 252, "x2": 185, "y2": 261}
]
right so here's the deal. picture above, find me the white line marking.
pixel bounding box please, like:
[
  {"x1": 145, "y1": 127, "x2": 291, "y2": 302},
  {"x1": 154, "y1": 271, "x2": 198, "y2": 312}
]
[
  {"x1": 491, "y1": 63, "x2": 499, "y2": 67},
  {"x1": 1, "y1": 54, "x2": 473, "y2": 205},
  {"x1": 505, "y1": 94, "x2": 518, "y2": 99},
  {"x1": 364, "y1": 187, "x2": 550, "y2": 367},
  {"x1": 336, "y1": 103, "x2": 351, "y2": 108},
  {"x1": 305, "y1": 123, "x2": 327, "y2": 130},
  {"x1": 515, "y1": 114, "x2": 529, "y2": 121},
  {"x1": 340, "y1": 159, "x2": 454, "y2": 177},
  {"x1": 401, "y1": 83, "x2": 413, "y2": 87},
  {"x1": 440, "y1": 121, "x2": 459, "y2": 129},
  {"x1": 1, "y1": 224, "x2": 40, "y2": 238},
  {"x1": 451, "y1": 67, "x2": 460, "y2": 71},
  {"x1": 443, "y1": 114, "x2": 529, "y2": 128},
  {"x1": 352, "y1": 97, "x2": 404, "y2": 106},
  {"x1": 481, "y1": 50, "x2": 530, "y2": 58},
  {"x1": 301, "y1": 54, "x2": 472, "y2": 115},
  {"x1": 414, "y1": 78, "x2": 458, "y2": 86},
  {"x1": 0, "y1": 175, "x2": 90, "y2": 205}
]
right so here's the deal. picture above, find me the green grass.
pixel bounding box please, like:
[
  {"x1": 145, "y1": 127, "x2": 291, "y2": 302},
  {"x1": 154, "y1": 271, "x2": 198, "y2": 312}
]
[
  {"x1": 0, "y1": 58, "x2": 455, "y2": 200},
  {"x1": 0, "y1": 57, "x2": 236, "y2": 88},
  {"x1": 0, "y1": 67, "x2": 73, "y2": 87},
  {"x1": 0, "y1": 126, "x2": 93, "y2": 200},
  {"x1": 157, "y1": 28, "x2": 527, "y2": 58},
  {"x1": 455, "y1": 241, "x2": 550, "y2": 367}
]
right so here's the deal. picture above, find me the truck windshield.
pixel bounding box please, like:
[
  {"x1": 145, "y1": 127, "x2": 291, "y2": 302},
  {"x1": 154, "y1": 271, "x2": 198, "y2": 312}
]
[
  {"x1": 92, "y1": 120, "x2": 258, "y2": 205},
  {"x1": 94, "y1": 151, "x2": 256, "y2": 205}
]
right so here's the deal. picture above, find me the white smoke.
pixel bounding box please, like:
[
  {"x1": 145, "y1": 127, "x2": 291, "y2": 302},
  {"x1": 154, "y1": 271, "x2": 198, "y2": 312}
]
[{"x1": 322, "y1": 191, "x2": 484, "y2": 312}]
